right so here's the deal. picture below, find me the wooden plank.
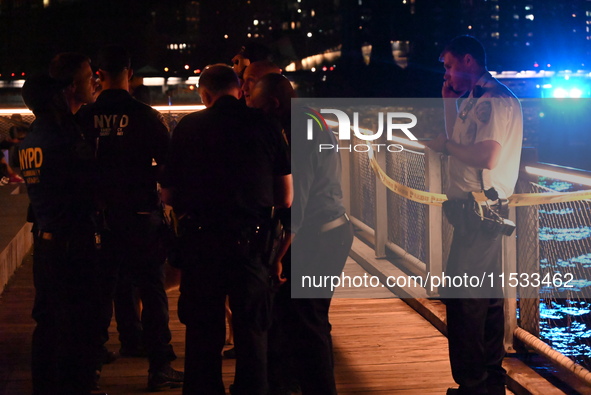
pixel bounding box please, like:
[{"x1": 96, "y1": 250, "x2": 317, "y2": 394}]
[{"x1": 0, "y1": 251, "x2": 539, "y2": 395}]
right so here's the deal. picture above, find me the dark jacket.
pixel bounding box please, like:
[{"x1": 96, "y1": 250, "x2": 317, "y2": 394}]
[
  {"x1": 19, "y1": 74, "x2": 97, "y2": 233},
  {"x1": 160, "y1": 95, "x2": 290, "y2": 230}
]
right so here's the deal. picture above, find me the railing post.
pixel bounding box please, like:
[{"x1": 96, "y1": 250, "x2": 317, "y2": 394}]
[
  {"x1": 340, "y1": 144, "x2": 352, "y2": 216},
  {"x1": 503, "y1": 206, "x2": 518, "y2": 352},
  {"x1": 374, "y1": 142, "x2": 387, "y2": 258},
  {"x1": 515, "y1": 179, "x2": 540, "y2": 338},
  {"x1": 516, "y1": 150, "x2": 541, "y2": 339},
  {"x1": 424, "y1": 149, "x2": 443, "y2": 296}
]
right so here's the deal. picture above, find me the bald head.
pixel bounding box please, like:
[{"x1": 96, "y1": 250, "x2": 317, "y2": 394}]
[
  {"x1": 198, "y1": 64, "x2": 241, "y2": 107},
  {"x1": 242, "y1": 60, "x2": 281, "y2": 107},
  {"x1": 250, "y1": 73, "x2": 295, "y2": 136},
  {"x1": 250, "y1": 73, "x2": 295, "y2": 115}
]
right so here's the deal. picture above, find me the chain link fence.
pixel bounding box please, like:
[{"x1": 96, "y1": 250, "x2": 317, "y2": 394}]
[
  {"x1": 350, "y1": 134, "x2": 377, "y2": 230},
  {"x1": 386, "y1": 147, "x2": 428, "y2": 263},
  {"x1": 516, "y1": 176, "x2": 591, "y2": 368}
]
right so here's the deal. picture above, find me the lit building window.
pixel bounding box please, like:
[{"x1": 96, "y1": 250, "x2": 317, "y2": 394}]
[
  {"x1": 525, "y1": 14, "x2": 534, "y2": 21},
  {"x1": 43, "y1": 0, "x2": 50, "y2": 7},
  {"x1": 491, "y1": 15, "x2": 499, "y2": 21},
  {"x1": 253, "y1": 19, "x2": 259, "y2": 25},
  {"x1": 491, "y1": 32, "x2": 500, "y2": 39},
  {"x1": 513, "y1": 14, "x2": 519, "y2": 20}
]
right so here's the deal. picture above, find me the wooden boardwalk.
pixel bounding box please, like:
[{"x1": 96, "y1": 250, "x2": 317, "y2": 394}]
[{"x1": 0, "y1": 252, "x2": 461, "y2": 394}]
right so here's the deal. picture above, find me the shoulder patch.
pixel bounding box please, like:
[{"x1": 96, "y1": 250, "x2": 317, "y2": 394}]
[{"x1": 475, "y1": 101, "x2": 492, "y2": 124}]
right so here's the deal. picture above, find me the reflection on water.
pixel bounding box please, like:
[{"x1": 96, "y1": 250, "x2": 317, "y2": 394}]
[
  {"x1": 535, "y1": 178, "x2": 591, "y2": 368},
  {"x1": 540, "y1": 301, "x2": 591, "y2": 366},
  {"x1": 539, "y1": 227, "x2": 591, "y2": 242}
]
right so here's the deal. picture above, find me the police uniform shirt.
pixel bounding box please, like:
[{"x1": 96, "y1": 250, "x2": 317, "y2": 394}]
[
  {"x1": 160, "y1": 95, "x2": 290, "y2": 228},
  {"x1": 19, "y1": 112, "x2": 96, "y2": 232},
  {"x1": 447, "y1": 72, "x2": 523, "y2": 200},
  {"x1": 290, "y1": 110, "x2": 346, "y2": 234},
  {"x1": 78, "y1": 89, "x2": 169, "y2": 212}
]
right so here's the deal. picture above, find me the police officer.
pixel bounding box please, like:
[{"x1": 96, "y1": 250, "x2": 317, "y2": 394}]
[
  {"x1": 77, "y1": 45, "x2": 183, "y2": 391},
  {"x1": 425, "y1": 35, "x2": 523, "y2": 395},
  {"x1": 250, "y1": 73, "x2": 354, "y2": 395},
  {"x1": 19, "y1": 53, "x2": 103, "y2": 395},
  {"x1": 160, "y1": 64, "x2": 292, "y2": 395},
  {"x1": 241, "y1": 61, "x2": 281, "y2": 107},
  {"x1": 231, "y1": 42, "x2": 272, "y2": 83}
]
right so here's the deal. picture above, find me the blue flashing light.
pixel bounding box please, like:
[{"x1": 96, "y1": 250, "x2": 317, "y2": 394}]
[
  {"x1": 570, "y1": 88, "x2": 584, "y2": 98},
  {"x1": 551, "y1": 86, "x2": 586, "y2": 98},
  {"x1": 553, "y1": 87, "x2": 568, "y2": 98}
]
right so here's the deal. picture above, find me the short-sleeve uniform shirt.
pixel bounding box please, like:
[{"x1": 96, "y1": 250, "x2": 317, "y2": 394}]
[
  {"x1": 447, "y1": 72, "x2": 523, "y2": 199},
  {"x1": 160, "y1": 96, "x2": 290, "y2": 229}
]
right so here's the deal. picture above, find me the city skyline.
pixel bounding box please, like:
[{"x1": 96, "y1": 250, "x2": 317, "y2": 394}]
[{"x1": 1, "y1": 0, "x2": 590, "y2": 77}]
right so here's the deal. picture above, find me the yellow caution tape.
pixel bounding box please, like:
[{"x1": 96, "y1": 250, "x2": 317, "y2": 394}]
[
  {"x1": 369, "y1": 157, "x2": 447, "y2": 206},
  {"x1": 369, "y1": 157, "x2": 591, "y2": 207},
  {"x1": 508, "y1": 190, "x2": 591, "y2": 206}
]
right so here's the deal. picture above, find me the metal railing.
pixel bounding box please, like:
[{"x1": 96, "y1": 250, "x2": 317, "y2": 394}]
[{"x1": 340, "y1": 131, "x2": 591, "y2": 385}]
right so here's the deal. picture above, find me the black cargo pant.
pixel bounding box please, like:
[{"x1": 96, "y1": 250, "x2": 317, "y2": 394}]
[
  {"x1": 178, "y1": 228, "x2": 273, "y2": 395},
  {"x1": 97, "y1": 211, "x2": 175, "y2": 371},
  {"x1": 31, "y1": 227, "x2": 103, "y2": 395},
  {"x1": 442, "y1": 203, "x2": 507, "y2": 395}
]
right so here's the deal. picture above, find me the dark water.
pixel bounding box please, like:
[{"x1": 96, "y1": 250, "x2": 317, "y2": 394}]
[{"x1": 535, "y1": 180, "x2": 591, "y2": 368}]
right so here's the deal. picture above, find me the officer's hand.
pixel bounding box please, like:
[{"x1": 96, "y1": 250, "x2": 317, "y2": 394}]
[
  {"x1": 442, "y1": 80, "x2": 464, "y2": 99},
  {"x1": 271, "y1": 260, "x2": 287, "y2": 289},
  {"x1": 423, "y1": 133, "x2": 448, "y2": 153}
]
